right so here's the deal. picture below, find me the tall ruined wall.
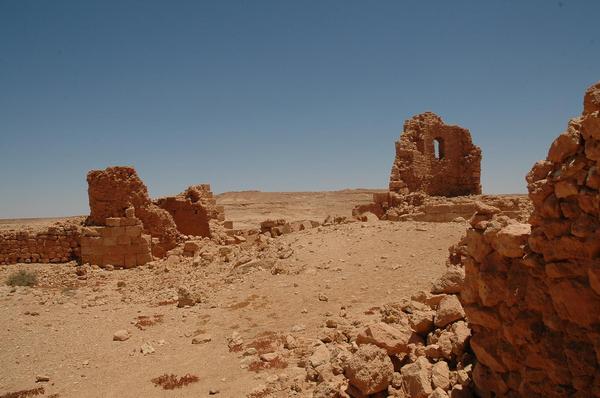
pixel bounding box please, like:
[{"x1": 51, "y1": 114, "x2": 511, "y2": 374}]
[
  {"x1": 0, "y1": 223, "x2": 81, "y2": 265},
  {"x1": 155, "y1": 184, "x2": 225, "y2": 237},
  {"x1": 390, "y1": 112, "x2": 482, "y2": 197},
  {"x1": 86, "y1": 166, "x2": 179, "y2": 257},
  {"x1": 459, "y1": 82, "x2": 600, "y2": 397}
]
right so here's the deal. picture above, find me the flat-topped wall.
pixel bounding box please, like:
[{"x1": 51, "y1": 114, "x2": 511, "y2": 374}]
[{"x1": 0, "y1": 224, "x2": 80, "y2": 265}]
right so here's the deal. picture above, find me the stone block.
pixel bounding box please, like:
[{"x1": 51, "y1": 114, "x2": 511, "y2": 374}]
[
  {"x1": 136, "y1": 251, "x2": 152, "y2": 265},
  {"x1": 105, "y1": 217, "x2": 122, "y2": 227},
  {"x1": 116, "y1": 235, "x2": 130, "y2": 245},
  {"x1": 124, "y1": 253, "x2": 137, "y2": 268},
  {"x1": 125, "y1": 225, "x2": 143, "y2": 237}
]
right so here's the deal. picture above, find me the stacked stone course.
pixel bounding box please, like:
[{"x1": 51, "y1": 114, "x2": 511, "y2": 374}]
[
  {"x1": 80, "y1": 213, "x2": 152, "y2": 268},
  {"x1": 458, "y1": 81, "x2": 600, "y2": 397},
  {"x1": 0, "y1": 223, "x2": 80, "y2": 265}
]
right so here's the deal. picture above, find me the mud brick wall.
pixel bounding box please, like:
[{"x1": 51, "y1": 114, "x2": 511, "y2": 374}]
[
  {"x1": 0, "y1": 224, "x2": 81, "y2": 265},
  {"x1": 80, "y1": 217, "x2": 152, "y2": 268},
  {"x1": 458, "y1": 82, "x2": 600, "y2": 398},
  {"x1": 390, "y1": 112, "x2": 481, "y2": 197}
]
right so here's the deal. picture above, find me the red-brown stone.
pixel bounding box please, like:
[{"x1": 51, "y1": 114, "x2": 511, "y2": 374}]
[{"x1": 389, "y1": 112, "x2": 481, "y2": 197}]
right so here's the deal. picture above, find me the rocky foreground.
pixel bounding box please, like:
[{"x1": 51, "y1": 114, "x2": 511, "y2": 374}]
[{"x1": 0, "y1": 219, "x2": 466, "y2": 398}]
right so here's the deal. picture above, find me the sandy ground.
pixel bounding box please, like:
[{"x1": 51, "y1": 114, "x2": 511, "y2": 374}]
[
  {"x1": 0, "y1": 191, "x2": 466, "y2": 398},
  {"x1": 216, "y1": 189, "x2": 383, "y2": 229}
]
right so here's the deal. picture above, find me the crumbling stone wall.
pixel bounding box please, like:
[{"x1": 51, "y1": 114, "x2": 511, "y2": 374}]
[
  {"x1": 0, "y1": 223, "x2": 80, "y2": 265},
  {"x1": 390, "y1": 112, "x2": 482, "y2": 197},
  {"x1": 355, "y1": 192, "x2": 531, "y2": 223},
  {"x1": 86, "y1": 166, "x2": 179, "y2": 257},
  {"x1": 458, "y1": 82, "x2": 600, "y2": 397},
  {"x1": 80, "y1": 212, "x2": 152, "y2": 268},
  {"x1": 155, "y1": 184, "x2": 224, "y2": 237}
]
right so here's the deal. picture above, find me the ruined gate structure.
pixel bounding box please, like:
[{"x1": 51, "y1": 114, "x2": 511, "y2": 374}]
[{"x1": 457, "y1": 81, "x2": 600, "y2": 397}]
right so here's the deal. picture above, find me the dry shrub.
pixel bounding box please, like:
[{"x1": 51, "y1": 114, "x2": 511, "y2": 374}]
[
  {"x1": 134, "y1": 314, "x2": 164, "y2": 330},
  {"x1": 6, "y1": 270, "x2": 37, "y2": 287},
  {"x1": 228, "y1": 294, "x2": 260, "y2": 310},
  {"x1": 0, "y1": 387, "x2": 44, "y2": 398},
  {"x1": 151, "y1": 374, "x2": 199, "y2": 390},
  {"x1": 248, "y1": 357, "x2": 288, "y2": 373},
  {"x1": 245, "y1": 331, "x2": 286, "y2": 355}
]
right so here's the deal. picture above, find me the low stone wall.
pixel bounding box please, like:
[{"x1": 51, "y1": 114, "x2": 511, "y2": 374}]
[
  {"x1": 80, "y1": 216, "x2": 152, "y2": 268},
  {"x1": 0, "y1": 223, "x2": 81, "y2": 265}
]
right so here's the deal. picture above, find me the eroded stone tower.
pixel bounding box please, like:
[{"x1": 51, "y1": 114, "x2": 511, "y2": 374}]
[{"x1": 389, "y1": 112, "x2": 482, "y2": 197}]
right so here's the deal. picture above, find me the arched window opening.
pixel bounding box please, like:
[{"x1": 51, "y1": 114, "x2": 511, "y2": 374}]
[{"x1": 433, "y1": 138, "x2": 445, "y2": 159}]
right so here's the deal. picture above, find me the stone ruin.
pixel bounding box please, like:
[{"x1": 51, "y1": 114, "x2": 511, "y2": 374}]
[
  {"x1": 0, "y1": 222, "x2": 80, "y2": 265},
  {"x1": 390, "y1": 112, "x2": 482, "y2": 197},
  {"x1": 86, "y1": 166, "x2": 180, "y2": 257},
  {"x1": 86, "y1": 166, "x2": 228, "y2": 259},
  {"x1": 80, "y1": 209, "x2": 152, "y2": 269},
  {"x1": 0, "y1": 166, "x2": 226, "y2": 267},
  {"x1": 355, "y1": 112, "x2": 531, "y2": 222},
  {"x1": 455, "y1": 81, "x2": 600, "y2": 397},
  {"x1": 155, "y1": 184, "x2": 224, "y2": 238}
]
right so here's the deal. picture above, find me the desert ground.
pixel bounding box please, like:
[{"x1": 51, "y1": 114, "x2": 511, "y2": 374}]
[{"x1": 0, "y1": 190, "x2": 466, "y2": 398}]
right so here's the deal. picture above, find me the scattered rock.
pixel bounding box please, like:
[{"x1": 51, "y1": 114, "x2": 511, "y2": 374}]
[
  {"x1": 434, "y1": 295, "x2": 465, "y2": 328},
  {"x1": 140, "y1": 342, "x2": 155, "y2": 355},
  {"x1": 113, "y1": 329, "x2": 130, "y2": 341},
  {"x1": 400, "y1": 356, "x2": 433, "y2": 398},
  {"x1": 192, "y1": 334, "x2": 212, "y2": 344},
  {"x1": 431, "y1": 360, "x2": 450, "y2": 390},
  {"x1": 357, "y1": 322, "x2": 421, "y2": 355},
  {"x1": 318, "y1": 293, "x2": 329, "y2": 302},
  {"x1": 344, "y1": 344, "x2": 394, "y2": 395},
  {"x1": 431, "y1": 266, "x2": 465, "y2": 294}
]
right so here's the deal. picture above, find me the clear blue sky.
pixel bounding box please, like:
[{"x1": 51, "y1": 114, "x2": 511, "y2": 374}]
[{"x1": 1, "y1": 0, "x2": 599, "y2": 218}]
